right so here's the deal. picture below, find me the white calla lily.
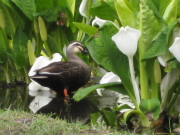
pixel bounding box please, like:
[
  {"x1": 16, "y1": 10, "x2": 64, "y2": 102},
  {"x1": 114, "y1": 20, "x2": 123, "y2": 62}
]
[
  {"x1": 169, "y1": 37, "x2": 180, "y2": 62},
  {"x1": 157, "y1": 52, "x2": 170, "y2": 67},
  {"x1": 92, "y1": 17, "x2": 106, "y2": 27},
  {"x1": 96, "y1": 72, "x2": 134, "y2": 112},
  {"x1": 161, "y1": 68, "x2": 180, "y2": 108},
  {"x1": 112, "y1": 26, "x2": 141, "y2": 57},
  {"x1": 173, "y1": 26, "x2": 180, "y2": 40},
  {"x1": 112, "y1": 26, "x2": 141, "y2": 104},
  {"x1": 79, "y1": 0, "x2": 88, "y2": 18},
  {"x1": 96, "y1": 72, "x2": 121, "y2": 96},
  {"x1": 28, "y1": 53, "x2": 62, "y2": 91}
]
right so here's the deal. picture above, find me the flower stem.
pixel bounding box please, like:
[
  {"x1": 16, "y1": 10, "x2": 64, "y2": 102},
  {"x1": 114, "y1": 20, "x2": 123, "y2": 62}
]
[{"x1": 128, "y1": 56, "x2": 140, "y2": 105}]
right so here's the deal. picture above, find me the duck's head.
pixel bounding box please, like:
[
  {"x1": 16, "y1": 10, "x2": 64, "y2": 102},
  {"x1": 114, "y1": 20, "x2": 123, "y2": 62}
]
[{"x1": 67, "y1": 41, "x2": 89, "y2": 55}]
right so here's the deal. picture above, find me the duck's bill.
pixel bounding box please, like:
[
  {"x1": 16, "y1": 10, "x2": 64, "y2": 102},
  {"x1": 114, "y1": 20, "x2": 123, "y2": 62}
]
[{"x1": 81, "y1": 48, "x2": 89, "y2": 54}]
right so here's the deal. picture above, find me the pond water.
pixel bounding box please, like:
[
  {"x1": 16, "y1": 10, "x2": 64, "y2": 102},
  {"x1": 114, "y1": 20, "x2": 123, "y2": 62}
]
[
  {"x1": 0, "y1": 84, "x2": 173, "y2": 134},
  {"x1": 0, "y1": 83, "x2": 99, "y2": 123}
]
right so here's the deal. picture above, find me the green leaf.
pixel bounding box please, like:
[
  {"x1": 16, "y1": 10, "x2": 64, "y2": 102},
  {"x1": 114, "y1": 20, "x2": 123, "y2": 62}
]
[
  {"x1": 66, "y1": 0, "x2": 76, "y2": 16},
  {"x1": 36, "y1": 0, "x2": 54, "y2": 12},
  {"x1": 90, "y1": 112, "x2": 101, "y2": 125},
  {"x1": 90, "y1": 1, "x2": 118, "y2": 21},
  {"x1": 86, "y1": 21, "x2": 135, "y2": 100},
  {"x1": 143, "y1": 21, "x2": 177, "y2": 59},
  {"x1": 178, "y1": 0, "x2": 180, "y2": 17},
  {"x1": 0, "y1": 28, "x2": 7, "y2": 63},
  {"x1": 115, "y1": 0, "x2": 137, "y2": 28},
  {"x1": 13, "y1": 27, "x2": 28, "y2": 67},
  {"x1": 0, "y1": 1, "x2": 16, "y2": 35},
  {"x1": 140, "y1": 0, "x2": 167, "y2": 53},
  {"x1": 47, "y1": 35, "x2": 59, "y2": 54},
  {"x1": 163, "y1": 0, "x2": 177, "y2": 24},
  {"x1": 73, "y1": 22, "x2": 98, "y2": 36},
  {"x1": 139, "y1": 98, "x2": 160, "y2": 120},
  {"x1": 159, "y1": 0, "x2": 172, "y2": 15},
  {"x1": 34, "y1": 6, "x2": 72, "y2": 23},
  {"x1": 101, "y1": 109, "x2": 116, "y2": 127},
  {"x1": 11, "y1": 0, "x2": 36, "y2": 20},
  {"x1": 73, "y1": 82, "x2": 125, "y2": 101},
  {"x1": 27, "y1": 40, "x2": 35, "y2": 65}
]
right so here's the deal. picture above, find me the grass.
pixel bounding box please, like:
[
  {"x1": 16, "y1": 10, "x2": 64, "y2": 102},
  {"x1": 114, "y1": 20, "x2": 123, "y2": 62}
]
[{"x1": 0, "y1": 109, "x2": 136, "y2": 135}]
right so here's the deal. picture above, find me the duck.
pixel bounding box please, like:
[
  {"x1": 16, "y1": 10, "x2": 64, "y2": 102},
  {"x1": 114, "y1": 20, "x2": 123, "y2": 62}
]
[{"x1": 30, "y1": 41, "x2": 91, "y2": 100}]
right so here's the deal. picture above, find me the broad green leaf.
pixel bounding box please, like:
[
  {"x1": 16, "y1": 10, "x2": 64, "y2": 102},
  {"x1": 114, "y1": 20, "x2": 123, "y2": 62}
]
[
  {"x1": 151, "y1": 0, "x2": 160, "y2": 9},
  {"x1": 163, "y1": 0, "x2": 177, "y2": 24},
  {"x1": 90, "y1": 112, "x2": 101, "y2": 125},
  {"x1": 73, "y1": 82, "x2": 126, "y2": 101},
  {"x1": 47, "y1": 35, "x2": 59, "y2": 54},
  {"x1": 139, "y1": 98, "x2": 160, "y2": 120},
  {"x1": 11, "y1": 0, "x2": 36, "y2": 20},
  {"x1": 36, "y1": 0, "x2": 54, "y2": 12},
  {"x1": 127, "y1": 0, "x2": 139, "y2": 11},
  {"x1": 73, "y1": 22, "x2": 98, "y2": 36},
  {"x1": 86, "y1": 21, "x2": 135, "y2": 99},
  {"x1": 0, "y1": 28, "x2": 7, "y2": 63},
  {"x1": 101, "y1": 109, "x2": 116, "y2": 127},
  {"x1": 90, "y1": 1, "x2": 118, "y2": 21},
  {"x1": 27, "y1": 40, "x2": 35, "y2": 65},
  {"x1": 178, "y1": 0, "x2": 180, "y2": 17},
  {"x1": 66, "y1": 0, "x2": 76, "y2": 16},
  {"x1": 140, "y1": 0, "x2": 167, "y2": 53},
  {"x1": 0, "y1": 1, "x2": 16, "y2": 35},
  {"x1": 115, "y1": 0, "x2": 137, "y2": 28},
  {"x1": 16, "y1": 51, "x2": 27, "y2": 67},
  {"x1": 143, "y1": 21, "x2": 177, "y2": 59},
  {"x1": 159, "y1": 0, "x2": 172, "y2": 15},
  {"x1": 34, "y1": 7, "x2": 72, "y2": 23},
  {"x1": 13, "y1": 28, "x2": 28, "y2": 67}
]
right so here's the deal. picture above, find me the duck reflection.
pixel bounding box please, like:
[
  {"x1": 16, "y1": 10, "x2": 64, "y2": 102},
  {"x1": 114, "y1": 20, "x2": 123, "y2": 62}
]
[{"x1": 29, "y1": 90, "x2": 95, "y2": 123}]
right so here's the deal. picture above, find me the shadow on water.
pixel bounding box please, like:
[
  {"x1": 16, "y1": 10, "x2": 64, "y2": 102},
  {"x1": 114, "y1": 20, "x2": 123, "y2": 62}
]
[
  {"x1": 0, "y1": 83, "x2": 175, "y2": 134},
  {"x1": 29, "y1": 90, "x2": 98, "y2": 123},
  {"x1": 0, "y1": 83, "x2": 98, "y2": 123},
  {"x1": 0, "y1": 83, "x2": 31, "y2": 110}
]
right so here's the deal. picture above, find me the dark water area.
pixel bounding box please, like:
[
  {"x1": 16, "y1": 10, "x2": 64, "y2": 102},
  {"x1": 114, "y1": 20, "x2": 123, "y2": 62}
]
[
  {"x1": 0, "y1": 84, "x2": 31, "y2": 110},
  {"x1": 0, "y1": 83, "x2": 97, "y2": 123}
]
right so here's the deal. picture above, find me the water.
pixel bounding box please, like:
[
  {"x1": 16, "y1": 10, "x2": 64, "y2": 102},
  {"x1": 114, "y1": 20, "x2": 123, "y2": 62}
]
[
  {"x1": 0, "y1": 84, "x2": 97, "y2": 123},
  {"x1": 0, "y1": 84, "x2": 30, "y2": 110}
]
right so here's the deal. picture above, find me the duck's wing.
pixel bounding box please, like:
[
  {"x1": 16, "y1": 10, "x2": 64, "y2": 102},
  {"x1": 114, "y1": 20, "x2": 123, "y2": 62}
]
[{"x1": 34, "y1": 61, "x2": 79, "y2": 76}]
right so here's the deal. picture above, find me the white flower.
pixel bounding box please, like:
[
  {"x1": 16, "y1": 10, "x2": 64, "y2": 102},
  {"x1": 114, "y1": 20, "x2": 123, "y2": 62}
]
[
  {"x1": 96, "y1": 72, "x2": 134, "y2": 112},
  {"x1": 96, "y1": 72, "x2": 121, "y2": 96},
  {"x1": 111, "y1": 26, "x2": 141, "y2": 104},
  {"x1": 173, "y1": 26, "x2": 180, "y2": 40},
  {"x1": 28, "y1": 53, "x2": 62, "y2": 91},
  {"x1": 169, "y1": 37, "x2": 180, "y2": 62},
  {"x1": 79, "y1": 0, "x2": 88, "y2": 18},
  {"x1": 160, "y1": 68, "x2": 180, "y2": 109},
  {"x1": 157, "y1": 52, "x2": 170, "y2": 67},
  {"x1": 92, "y1": 17, "x2": 106, "y2": 27},
  {"x1": 111, "y1": 26, "x2": 141, "y2": 57}
]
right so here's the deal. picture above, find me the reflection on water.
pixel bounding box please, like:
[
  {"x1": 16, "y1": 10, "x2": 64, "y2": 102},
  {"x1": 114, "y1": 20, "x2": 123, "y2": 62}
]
[
  {"x1": 29, "y1": 90, "x2": 96, "y2": 123},
  {"x1": 0, "y1": 84, "x2": 30, "y2": 110},
  {"x1": 0, "y1": 84, "x2": 97, "y2": 123}
]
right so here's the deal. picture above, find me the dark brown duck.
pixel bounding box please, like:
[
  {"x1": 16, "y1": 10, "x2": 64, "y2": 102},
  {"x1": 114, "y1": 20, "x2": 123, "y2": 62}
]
[{"x1": 30, "y1": 41, "x2": 91, "y2": 98}]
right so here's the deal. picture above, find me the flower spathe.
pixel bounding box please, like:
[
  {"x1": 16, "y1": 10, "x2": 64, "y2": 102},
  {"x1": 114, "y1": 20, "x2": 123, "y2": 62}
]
[
  {"x1": 111, "y1": 26, "x2": 141, "y2": 104},
  {"x1": 92, "y1": 17, "x2": 106, "y2": 27},
  {"x1": 111, "y1": 26, "x2": 141, "y2": 57},
  {"x1": 169, "y1": 37, "x2": 180, "y2": 62}
]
